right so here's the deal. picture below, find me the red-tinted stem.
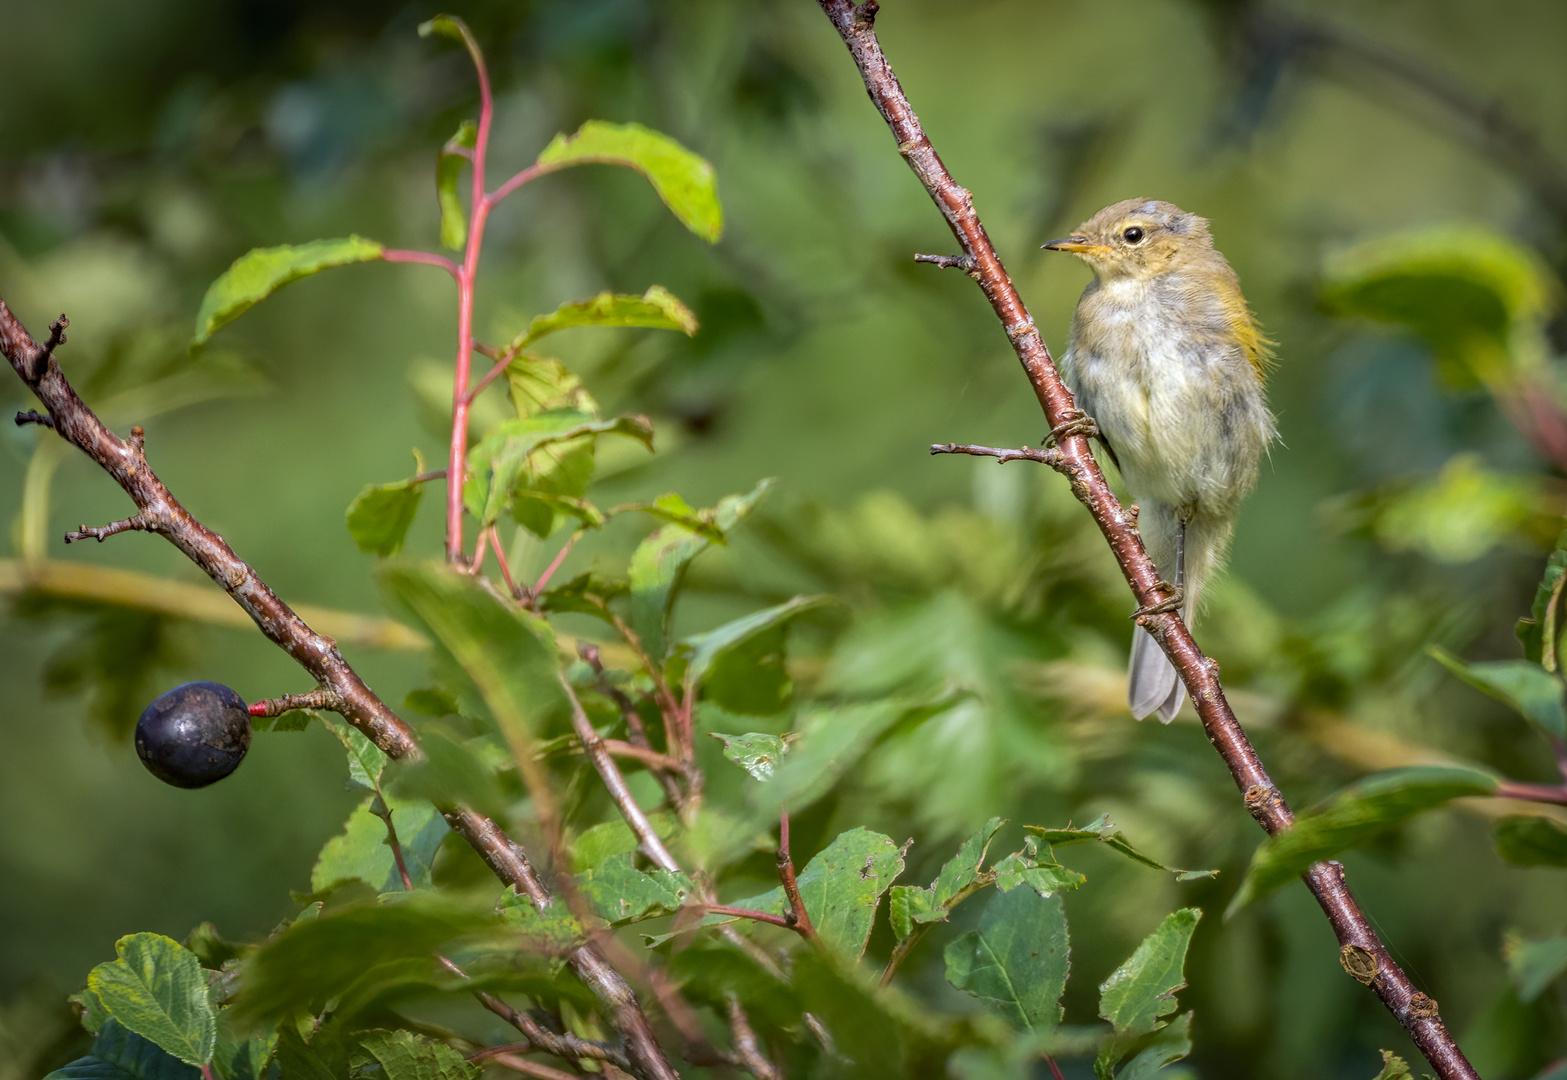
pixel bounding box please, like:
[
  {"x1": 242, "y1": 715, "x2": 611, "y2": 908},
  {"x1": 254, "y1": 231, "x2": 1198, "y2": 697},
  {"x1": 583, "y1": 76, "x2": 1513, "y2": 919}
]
[{"x1": 382, "y1": 248, "x2": 460, "y2": 280}]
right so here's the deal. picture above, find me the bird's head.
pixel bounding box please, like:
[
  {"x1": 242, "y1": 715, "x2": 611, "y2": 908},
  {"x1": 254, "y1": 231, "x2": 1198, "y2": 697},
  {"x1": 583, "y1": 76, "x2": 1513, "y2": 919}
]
[{"x1": 1043, "y1": 198, "x2": 1213, "y2": 282}]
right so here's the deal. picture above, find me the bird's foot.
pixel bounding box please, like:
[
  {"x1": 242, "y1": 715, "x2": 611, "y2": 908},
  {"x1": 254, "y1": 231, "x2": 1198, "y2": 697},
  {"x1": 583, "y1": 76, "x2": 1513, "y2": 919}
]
[
  {"x1": 1044, "y1": 410, "x2": 1098, "y2": 447},
  {"x1": 1131, "y1": 580, "x2": 1184, "y2": 618}
]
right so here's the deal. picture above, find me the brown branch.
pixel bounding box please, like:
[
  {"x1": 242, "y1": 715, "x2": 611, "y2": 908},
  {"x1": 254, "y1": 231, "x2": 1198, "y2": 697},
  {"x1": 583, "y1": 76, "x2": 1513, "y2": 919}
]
[
  {"x1": 474, "y1": 1052, "x2": 581, "y2": 1080},
  {"x1": 559, "y1": 673, "x2": 682, "y2": 873},
  {"x1": 249, "y1": 689, "x2": 343, "y2": 718},
  {"x1": 930, "y1": 442, "x2": 1061, "y2": 466},
  {"x1": 724, "y1": 996, "x2": 781, "y2": 1080},
  {"x1": 0, "y1": 299, "x2": 680, "y2": 1080},
  {"x1": 811, "y1": 4, "x2": 1478, "y2": 1077}
]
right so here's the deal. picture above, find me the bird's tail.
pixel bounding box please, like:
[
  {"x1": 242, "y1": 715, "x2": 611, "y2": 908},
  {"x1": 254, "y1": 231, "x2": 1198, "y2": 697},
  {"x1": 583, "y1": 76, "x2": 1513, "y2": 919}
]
[{"x1": 1127, "y1": 510, "x2": 1232, "y2": 723}]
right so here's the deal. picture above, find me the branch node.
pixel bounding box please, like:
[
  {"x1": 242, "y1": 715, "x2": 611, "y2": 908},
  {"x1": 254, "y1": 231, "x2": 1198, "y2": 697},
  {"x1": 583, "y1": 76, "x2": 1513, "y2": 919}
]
[
  {"x1": 42, "y1": 316, "x2": 68, "y2": 359},
  {"x1": 1340, "y1": 944, "x2": 1380, "y2": 985},
  {"x1": 14, "y1": 409, "x2": 53, "y2": 429},
  {"x1": 1406, "y1": 992, "x2": 1440, "y2": 1021},
  {"x1": 854, "y1": 1, "x2": 880, "y2": 27},
  {"x1": 64, "y1": 515, "x2": 151, "y2": 545}
]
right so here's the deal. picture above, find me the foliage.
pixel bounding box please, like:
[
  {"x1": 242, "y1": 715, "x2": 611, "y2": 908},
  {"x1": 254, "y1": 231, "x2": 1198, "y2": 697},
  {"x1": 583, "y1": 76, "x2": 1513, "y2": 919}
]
[{"x1": 4, "y1": 4, "x2": 1567, "y2": 1080}]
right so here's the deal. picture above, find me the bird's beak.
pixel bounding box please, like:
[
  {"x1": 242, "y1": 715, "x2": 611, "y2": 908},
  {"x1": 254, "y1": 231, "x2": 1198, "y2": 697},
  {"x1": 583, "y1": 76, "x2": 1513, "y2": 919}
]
[{"x1": 1042, "y1": 237, "x2": 1104, "y2": 254}]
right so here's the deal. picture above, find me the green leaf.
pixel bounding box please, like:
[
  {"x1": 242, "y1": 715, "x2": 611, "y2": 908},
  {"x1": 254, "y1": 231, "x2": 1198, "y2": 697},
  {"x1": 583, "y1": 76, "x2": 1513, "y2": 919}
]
[
  {"x1": 1230, "y1": 766, "x2": 1499, "y2": 913},
  {"x1": 465, "y1": 411, "x2": 651, "y2": 531},
  {"x1": 497, "y1": 891, "x2": 595, "y2": 954},
  {"x1": 234, "y1": 894, "x2": 491, "y2": 1023},
  {"x1": 790, "y1": 950, "x2": 911, "y2": 1076},
  {"x1": 506, "y1": 354, "x2": 597, "y2": 418},
  {"x1": 1430, "y1": 646, "x2": 1567, "y2": 739},
  {"x1": 86, "y1": 935, "x2": 215, "y2": 1067},
  {"x1": 710, "y1": 732, "x2": 789, "y2": 781},
  {"x1": 192, "y1": 236, "x2": 384, "y2": 346},
  {"x1": 1494, "y1": 815, "x2": 1567, "y2": 866},
  {"x1": 346, "y1": 480, "x2": 424, "y2": 558},
  {"x1": 319, "y1": 715, "x2": 388, "y2": 794},
  {"x1": 991, "y1": 849, "x2": 1087, "y2": 898},
  {"x1": 676, "y1": 595, "x2": 832, "y2": 715},
  {"x1": 508, "y1": 286, "x2": 699, "y2": 352},
  {"x1": 386, "y1": 727, "x2": 508, "y2": 823},
  {"x1": 756, "y1": 699, "x2": 909, "y2": 821},
  {"x1": 1371, "y1": 1049, "x2": 1414, "y2": 1080},
  {"x1": 729, "y1": 828, "x2": 907, "y2": 962},
  {"x1": 1110, "y1": 1011, "x2": 1194, "y2": 1080},
  {"x1": 1505, "y1": 931, "x2": 1567, "y2": 1002},
  {"x1": 436, "y1": 121, "x2": 477, "y2": 250},
  {"x1": 628, "y1": 479, "x2": 772, "y2": 658},
  {"x1": 1322, "y1": 224, "x2": 1557, "y2": 390},
  {"x1": 1519, "y1": 528, "x2": 1567, "y2": 667},
  {"x1": 379, "y1": 562, "x2": 565, "y2": 801},
  {"x1": 1358, "y1": 455, "x2": 1551, "y2": 565},
  {"x1": 1099, "y1": 909, "x2": 1200, "y2": 1038},
  {"x1": 1027, "y1": 816, "x2": 1216, "y2": 880},
  {"x1": 212, "y1": 1008, "x2": 275, "y2": 1080},
  {"x1": 890, "y1": 817, "x2": 1005, "y2": 941},
  {"x1": 355, "y1": 1029, "x2": 480, "y2": 1080},
  {"x1": 943, "y1": 886, "x2": 1069, "y2": 1034},
  {"x1": 576, "y1": 854, "x2": 697, "y2": 925},
  {"x1": 311, "y1": 794, "x2": 449, "y2": 894},
  {"x1": 537, "y1": 122, "x2": 723, "y2": 242},
  {"x1": 620, "y1": 493, "x2": 727, "y2": 540},
  {"x1": 45, "y1": 1018, "x2": 199, "y2": 1080}
]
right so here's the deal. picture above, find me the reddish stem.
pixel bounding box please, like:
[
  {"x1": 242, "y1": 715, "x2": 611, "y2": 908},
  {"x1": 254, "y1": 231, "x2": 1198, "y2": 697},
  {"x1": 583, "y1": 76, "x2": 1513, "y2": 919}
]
[
  {"x1": 382, "y1": 248, "x2": 460, "y2": 280},
  {"x1": 703, "y1": 904, "x2": 800, "y2": 932},
  {"x1": 777, "y1": 806, "x2": 818, "y2": 942}
]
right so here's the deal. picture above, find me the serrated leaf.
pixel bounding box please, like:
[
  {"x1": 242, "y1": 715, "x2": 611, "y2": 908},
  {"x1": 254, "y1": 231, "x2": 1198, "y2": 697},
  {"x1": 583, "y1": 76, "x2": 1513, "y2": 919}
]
[
  {"x1": 386, "y1": 727, "x2": 508, "y2": 823},
  {"x1": 628, "y1": 479, "x2": 772, "y2": 658},
  {"x1": 1026, "y1": 815, "x2": 1215, "y2": 880},
  {"x1": 890, "y1": 818, "x2": 1006, "y2": 942},
  {"x1": 192, "y1": 237, "x2": 384, "y2": 345},
  {"x1": 496, "y1": 892, "x2": 595, "y2": 954},
  {"x1": 379, "y1": 562, "x2": 565, "y2": 807},
  {"x1": 1371, "y1": 1049, "x2": 1414, "y2": 1080},
  {"x1": 756, "y1": 699, "x2": 908, "y2": 820},
  {"x1": 537, "y1": 122, "x2": 722, "y2": 242},
  {"x1": 212, "y1": 1009, "x2": 275, "y2": 1080},
  {"x1": 319, "y1": 714, "x2": 388, "y2": 793},
  {"x1": 943, "y1": 886, "x2": 1069, "y2": 1034},
  {"x1": 347, "y1": 473, "x2": 425, "y2": 558},
  {"x1": 356, "y1": 1029, "x2": 480, "y2": 1080},
  {"x1": 619, "y1": 492, "x2": 726, "y2": 540},
  {"x1": 234, "y1": 894, "x2": 490, "y2": 1023},
  {"x1": 1430, "y1": 646, "x2": 1567, "y2": 739},
  {"x1": 1505, "y1": 931, "x2": 1567, "y2": 1002},
  {"x1": 45, "y1": 1018, "x2": 199, "y2": 1080},
  {"x1": 436, "y1": 121, "x2": 477, "y2": 250},
  {"x1": 311, "y1": 794, "x2": 449, "y2": 894},
  {"x1": 576, "y1": 854, "x2": 696, "y2": 924},
  {"x1": 1099, "y1": 908, "x2": 1200, "y2": 1037},
  {"x1": 506, "y1": 354, "x2": 597, "y2": 418},
  {"x1": 991, "y1": 852, "x2": 1086, "y2": 898},
  {"x1": 710, "y1": 732, "x2": 789, "y2": 781},
  {"x1": 1230, "y1": 767, "x2": 1499, "y2": 913},
  {"x1": 724, "y1": 828, "x2": 906, "y2": 962},
  {"x1": 86, "y1": 935, "x2": 214, "y2": 1067},
  {"x1": 1494, "y1": 815, "x2": 1567, "y2": 866},
  {"x1": 508, "y1": 286, "x2": 698, "y2": 352}
]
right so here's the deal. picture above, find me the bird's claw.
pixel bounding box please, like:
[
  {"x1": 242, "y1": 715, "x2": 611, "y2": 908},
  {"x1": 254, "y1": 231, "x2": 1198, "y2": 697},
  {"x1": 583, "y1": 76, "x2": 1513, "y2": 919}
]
[
  {"x1": 1131, "y1": 581, "x2": 1184, "y2": 618},
  {"x1": 1044, "y1": 411, "x2": 1098, "y2": 447}
]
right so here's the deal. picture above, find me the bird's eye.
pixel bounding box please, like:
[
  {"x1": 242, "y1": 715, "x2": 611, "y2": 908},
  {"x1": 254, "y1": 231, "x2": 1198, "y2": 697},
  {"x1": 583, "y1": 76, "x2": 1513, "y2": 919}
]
[{"x1": 1121, "y1": 226, "x2": 1145, "y2": 244}]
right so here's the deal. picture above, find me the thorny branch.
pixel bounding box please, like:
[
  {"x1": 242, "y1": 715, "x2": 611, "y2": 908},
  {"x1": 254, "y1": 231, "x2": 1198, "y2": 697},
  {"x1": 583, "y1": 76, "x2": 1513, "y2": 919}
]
[
  {"x1": 813, "y1": 2, "x2": 1478, "y2": 1076},
  {"x1": 0, "y1": 299, "x2": 680, "y2": 1080}
]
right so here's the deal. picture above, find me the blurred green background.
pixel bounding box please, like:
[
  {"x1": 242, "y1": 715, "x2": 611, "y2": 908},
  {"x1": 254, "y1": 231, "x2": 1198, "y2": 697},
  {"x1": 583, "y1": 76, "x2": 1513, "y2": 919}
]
[{"x1": 3, "y1": 0, "x2": 1567, "y2": 1076}]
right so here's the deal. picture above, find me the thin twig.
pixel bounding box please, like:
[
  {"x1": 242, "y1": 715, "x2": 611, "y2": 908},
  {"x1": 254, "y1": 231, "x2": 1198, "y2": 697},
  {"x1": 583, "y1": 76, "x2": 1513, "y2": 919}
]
[
  {"x1": 811, "y1": 4, "x2": 1478, "y2": 1076},
  {"x1": 249, "y1": 689, "x2": 343, "y2": 718},
  {"x1": 0, "y1": 298, "x2": 679, "y2": 1080},
  {"x1": 725, "y1": 995, "x2": 781, "y2": 1080},
  {"x1": 489, "y1": 525, "x2": 522, "y2": 598},
  {"x1": 64, "y1": 513, "x2": 152, "y2": 544},
  {"x1": 776, "y1": 807, "x2": 817, "y2": 942},
  {"x1": 531, "y1": 530, "x2": 583, "y2": 600},
  {"x1": 559, "y1": 673, "x2": 681, "y2": 872},
  {"x1": 377, "y1": 801, "x2": 416, "y2": 892},
  {"x1": 701, "y1": 905, "x2": 798, "y2": 931},
  {"x1": 930, "y1": 442, "x2": 1061, "y2": 466},
  {"x1": 1493, "y1": 781, "x2": 1567, "y2": 806},
  {"x1": 474, "y1": 1052, "x2": 580, "y2": 1080},
  {"x1": 382, "y1": 248, "x2": 461, "y2": 281}
]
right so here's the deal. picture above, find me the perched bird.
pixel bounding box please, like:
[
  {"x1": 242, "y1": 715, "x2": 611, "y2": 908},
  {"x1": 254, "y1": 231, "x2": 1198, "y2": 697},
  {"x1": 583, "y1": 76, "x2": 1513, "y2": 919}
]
[{"x1": 1044, "y1": 198, "x2": 1276, "y2": 722}]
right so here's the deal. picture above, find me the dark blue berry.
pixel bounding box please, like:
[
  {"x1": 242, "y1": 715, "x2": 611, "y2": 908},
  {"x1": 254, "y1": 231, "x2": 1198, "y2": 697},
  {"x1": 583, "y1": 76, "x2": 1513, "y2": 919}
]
[{"x1": 135, "y1": 682, "x2": 251, "y2": 788}]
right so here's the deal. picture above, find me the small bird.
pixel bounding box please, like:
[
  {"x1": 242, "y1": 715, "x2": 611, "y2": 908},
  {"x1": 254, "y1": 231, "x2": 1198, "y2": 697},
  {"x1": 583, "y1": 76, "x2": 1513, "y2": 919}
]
[{"x1": 1044, "y1": 198, "x2": 1276, "y2": 722}]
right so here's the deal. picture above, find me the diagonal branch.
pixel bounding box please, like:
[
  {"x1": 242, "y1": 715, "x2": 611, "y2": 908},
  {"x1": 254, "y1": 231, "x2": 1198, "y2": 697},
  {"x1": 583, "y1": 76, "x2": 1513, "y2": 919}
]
[
  {"x1": 811, "y1": 3, "x2": 1478, "y2": 1077},
  {"x1": 0, "y1": 298, "x2": 681, "y2": 1080}
]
